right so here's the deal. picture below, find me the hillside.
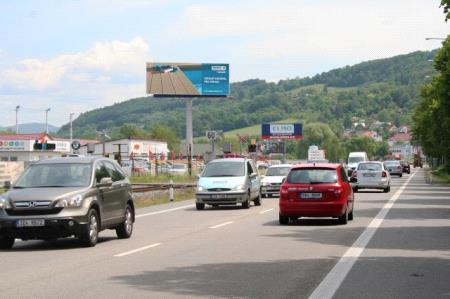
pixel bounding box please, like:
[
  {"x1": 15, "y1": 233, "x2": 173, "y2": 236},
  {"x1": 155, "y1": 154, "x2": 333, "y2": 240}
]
[
  {"x1": 57, "y1": 50, "x2": 437, "y2": 139},
  {"x1": 1, "y1": 123, "x2": 59, "y2": 134}
]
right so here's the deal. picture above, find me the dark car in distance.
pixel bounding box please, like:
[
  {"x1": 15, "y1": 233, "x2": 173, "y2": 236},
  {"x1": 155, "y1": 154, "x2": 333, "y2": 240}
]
[
  {"x1": 279, "y1": 163, "x2": 354, "y2": 225},
  {"x1": 0, "y1": 157, "x2": 135, "y2": 249},
  {"x1": 400, "y1": 160, "x2": 411, "y2": 174}
]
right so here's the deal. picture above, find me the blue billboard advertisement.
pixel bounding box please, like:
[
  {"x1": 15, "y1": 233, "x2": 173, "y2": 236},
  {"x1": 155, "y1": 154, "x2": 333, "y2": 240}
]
[
  {"x1": 146, "y1": 63, "x2": 229, "y2": 97},
  {"x1": 261, "y1": 123, "x2": 303, "y2": 140}
]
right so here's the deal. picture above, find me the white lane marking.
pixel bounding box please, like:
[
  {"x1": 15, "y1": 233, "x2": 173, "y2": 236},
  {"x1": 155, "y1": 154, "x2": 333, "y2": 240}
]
[
  {"x1": 209, "y1": 221, "x2": 234, "y2": 229},
  {"x1": 136, "y1": 204, "x2": 194, "y2": 219},
  {"x1": 308, "y1": 172, "x2": 417, "y2": 299},
  {"x1": 114, "y1": 243, "x2": 162, "y2": 257},
  {"x1": 259, "y1": 208, "x2": 274, "y2": 214}
]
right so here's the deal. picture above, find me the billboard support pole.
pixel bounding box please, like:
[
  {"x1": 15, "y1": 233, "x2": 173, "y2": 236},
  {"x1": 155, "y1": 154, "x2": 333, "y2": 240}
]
[{"x1": 186, "y1": 99, "x2": 193, "y2": 176}]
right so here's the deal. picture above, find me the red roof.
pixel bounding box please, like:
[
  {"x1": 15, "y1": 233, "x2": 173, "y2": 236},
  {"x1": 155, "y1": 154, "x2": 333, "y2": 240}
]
[
  {"x1": 0, "y1": 133, "x2": 50, "y2": 141},
  {"x1": 389, "y1": 132, "x2": 412, "y2": 142}
]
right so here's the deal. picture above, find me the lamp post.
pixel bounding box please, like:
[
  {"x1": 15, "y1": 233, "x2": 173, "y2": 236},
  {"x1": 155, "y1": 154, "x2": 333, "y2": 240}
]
[
  {"x1": 45, "y1": 108, "x2": 51, "y2": 134},
  {"x1": 15, "y1": 105, "x2": 20, "y2": 134},
  {"x1": 70, "y1": 113, "x2": 74, "y2": 153}
]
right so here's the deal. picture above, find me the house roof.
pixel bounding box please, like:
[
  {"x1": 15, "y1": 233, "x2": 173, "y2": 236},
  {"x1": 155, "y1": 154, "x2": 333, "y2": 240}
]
[
  {"x1": 0, "y1": 133, "x2": 50, "y2": 141},
  {"x1": 389, "y1": 132, "x2": 412, "y2": 142}
]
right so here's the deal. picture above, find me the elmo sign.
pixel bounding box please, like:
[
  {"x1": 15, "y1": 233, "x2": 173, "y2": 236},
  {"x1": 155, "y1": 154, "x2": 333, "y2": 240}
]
[{"x1": 261, "y1": 123, "x2": 303, "y2": 140}]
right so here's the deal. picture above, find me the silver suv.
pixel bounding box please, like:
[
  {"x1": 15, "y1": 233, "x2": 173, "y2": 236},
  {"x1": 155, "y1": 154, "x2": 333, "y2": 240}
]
[
  {"x1": 0, "y1": 157, "x2": 135, "y2": 249},
  {"x1": 196, "y1": 158, "x2": 262, "y2": 210}
]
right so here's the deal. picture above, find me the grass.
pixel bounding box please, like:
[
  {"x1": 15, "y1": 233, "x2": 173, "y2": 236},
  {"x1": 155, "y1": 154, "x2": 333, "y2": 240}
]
[
  {"x1": 130, "y1": 173, "x2": 198, "y2": 184},
  {"x1": 133, "y1": 188, "x2": 195, "y2": 208},
  {"x1": 428, "y1": 166, "x2": 450, "y2": 185}
]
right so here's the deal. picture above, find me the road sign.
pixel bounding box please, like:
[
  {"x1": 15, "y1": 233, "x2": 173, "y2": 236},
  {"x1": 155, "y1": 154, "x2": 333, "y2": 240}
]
[
  {"x1": 206, "y1": 131, "x2": 217, "y2": 140},
  {"x1": 146, "y1": 63, "x2": 230, "y2": 97},
  {"x1": 261, "y1": 123, "x2": 303, "y2": 140},
  {"x1": 71, "y1": 140, "x2": 81, "y2": 150}
]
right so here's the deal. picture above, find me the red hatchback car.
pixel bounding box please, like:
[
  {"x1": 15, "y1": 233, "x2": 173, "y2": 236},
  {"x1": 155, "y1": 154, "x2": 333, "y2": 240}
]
[{"x1": 279, "y1": 163, "x2": 354, "y2": 225}]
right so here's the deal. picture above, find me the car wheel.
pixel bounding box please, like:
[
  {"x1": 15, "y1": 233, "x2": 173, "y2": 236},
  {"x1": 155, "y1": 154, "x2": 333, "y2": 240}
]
[
  {"x1": 116, "y1": 204, "x2": 134, "y2": 239},
  {"x1": 338, "y1": 206, "x2": 348, "y2": 225},
  {"x1": 196, "y1": 203, "x2": 205, "y2": 210},
  {"x1": 0, "y1": 235, "x2": 15, "y2": 249},
  {"x1": 348, "y1": 208, "x2": 354, "y2": 221},
  {"x1": 242, "y1": 192, "x2": 250, "y2": 209},
  {"x1": 353, "y1": 187, "x2": 358, "y2": 193},
  {"x1": 79, "y1": 209, "x2": 99, "y2": 247},
  {"x1": 384, "y1": 186, "x2": 391, "y2": 193},
  {"x1": 279, "y1": 214, "x2": 289, "y2": 225},
  {"x1": 254, "y1": 191, "x2": 262, "y2": 206}
]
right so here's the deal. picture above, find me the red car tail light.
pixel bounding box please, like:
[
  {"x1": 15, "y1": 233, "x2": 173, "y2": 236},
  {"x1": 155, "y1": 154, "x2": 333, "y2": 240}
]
[{"x1": 382, "y1": 171, "x2": 387, "y2": 177}]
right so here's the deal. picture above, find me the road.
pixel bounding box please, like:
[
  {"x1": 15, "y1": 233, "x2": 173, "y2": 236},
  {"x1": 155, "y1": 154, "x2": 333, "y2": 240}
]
[{"x1": 1, "y1": 168, "x2": 449, "y2": 298}]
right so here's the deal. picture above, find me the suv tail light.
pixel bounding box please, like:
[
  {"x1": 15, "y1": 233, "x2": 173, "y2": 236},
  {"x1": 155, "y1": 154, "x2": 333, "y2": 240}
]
[
  {"x1": 397, "y1": 166, "x2": 401, "y2": 170},
  {"x1": 382, "y1": 171, "x2": 387, "y2": 177},
  {"x1": 352, "y1": 170, "x2": 357, "y2": 177}
]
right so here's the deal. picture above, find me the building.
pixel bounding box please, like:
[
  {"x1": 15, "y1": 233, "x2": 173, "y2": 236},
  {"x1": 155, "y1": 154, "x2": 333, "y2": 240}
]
[
  {"x1": 388, "y1": 132, "x2": 413, "y2": 160},
  {"x1": 360, "y1": 130, "x2": 383, "y2": 142},
  {"x1": 79, "y1": 138, "x2": 169, "y2": 170},
  {"x1": 0, "y1": 133, "x2": 71, "y2": 162}
]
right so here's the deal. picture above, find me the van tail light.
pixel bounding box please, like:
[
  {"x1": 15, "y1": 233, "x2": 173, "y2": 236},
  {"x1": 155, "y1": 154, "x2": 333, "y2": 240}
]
[
  {"x1": 382, "y1": 171, "x2": 387, "y2": 177},
  {"x1": 352, "y1": 170, "x2": 357, "y2": 177},
  {"x1": 397, "y1": 166, "x2": 402, "y2": 170},
  {"x1": 280, "y1": 185, "x2": 289, "y2": 201}
]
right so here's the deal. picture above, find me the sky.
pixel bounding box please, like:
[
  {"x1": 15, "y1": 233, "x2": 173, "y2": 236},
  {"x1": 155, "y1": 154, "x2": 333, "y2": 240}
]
[{"x1": 0, "y1": 0, "x2": 449, "y2": 128}]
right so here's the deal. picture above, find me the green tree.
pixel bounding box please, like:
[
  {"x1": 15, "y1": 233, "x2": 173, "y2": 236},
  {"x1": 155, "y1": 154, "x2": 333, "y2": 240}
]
[
  {"x1": 149, "y1": 124, "x2": 180, "y2": 151},
  {"x1": 413, "y1": 35, "x2": 450, "y2": 171},
  {"x1": 118, "y1": 124, "x2": 148, "y2": 139},
  {"x1": 442, "y1": 0, "x2": 450, "y2": 21}
]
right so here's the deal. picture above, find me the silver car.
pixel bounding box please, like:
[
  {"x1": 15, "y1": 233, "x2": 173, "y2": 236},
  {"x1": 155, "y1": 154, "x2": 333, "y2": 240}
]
[
  {"x1": 383, "y1": 160, "x2": 403, "y2": 177},
  {"x1": 196, "y1": 158, "x2": 261, "y2": 209},
  {"x1": 0, "y1": 157, "x2": 135, "y2": 249}
]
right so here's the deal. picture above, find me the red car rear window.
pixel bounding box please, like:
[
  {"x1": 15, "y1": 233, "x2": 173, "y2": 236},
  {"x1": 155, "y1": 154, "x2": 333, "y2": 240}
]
[{"x1": 287, "y1": 168, "x2": 337, "y2": 184}]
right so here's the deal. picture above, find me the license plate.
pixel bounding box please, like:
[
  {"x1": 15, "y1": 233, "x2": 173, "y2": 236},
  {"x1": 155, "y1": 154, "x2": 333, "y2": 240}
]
[
  {"x1": 211, "y1": 194, "x2": 227, "y2": 199},
  {"x1": 300, "y1": 193, "x2": 322, "y2": 199},
  {"x1": 16, "y1": 219, "x2": 45, "y2": 227},
  {"x1": 363, "y1": 173, "x2": 376, "y2": 177}
]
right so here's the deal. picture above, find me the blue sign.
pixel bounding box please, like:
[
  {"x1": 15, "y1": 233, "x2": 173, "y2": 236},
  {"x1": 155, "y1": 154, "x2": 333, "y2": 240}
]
[
  {"x1": 261, "y1": 123, "x2": 303, "y2": 140},
  {"x1": 146, "y1": 63, "x2": 229, "y2": 97}
]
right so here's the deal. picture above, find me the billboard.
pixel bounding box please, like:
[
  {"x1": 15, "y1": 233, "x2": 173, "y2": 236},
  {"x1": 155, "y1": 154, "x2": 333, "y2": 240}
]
[
  {"x1": 261, "y1": 123, "x2": 303, "y2": 140},
  {"x1": 146, "y1": 63, "x2": 229, "y2": 97}
]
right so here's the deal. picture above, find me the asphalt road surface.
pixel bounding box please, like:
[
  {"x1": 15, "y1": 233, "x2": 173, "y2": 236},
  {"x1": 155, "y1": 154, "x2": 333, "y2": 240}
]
[{"x1": 1, "y1": 168, "x2": 449, "y2": 298}]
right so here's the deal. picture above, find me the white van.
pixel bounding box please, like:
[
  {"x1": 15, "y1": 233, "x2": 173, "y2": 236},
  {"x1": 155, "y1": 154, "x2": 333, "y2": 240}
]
[{"x1": 347, "y1": 152, "x2": 368, "y2": 175}]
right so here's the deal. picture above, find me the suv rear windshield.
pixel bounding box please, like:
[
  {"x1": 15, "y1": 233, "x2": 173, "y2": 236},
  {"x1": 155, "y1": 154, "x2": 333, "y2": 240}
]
[
  {"x1": 349, "y1": 157, "x2": 365, "y2": 163},
  {"x1": 358, "y1": 163, "x2": 382, "y2": 171},
  {"x1": 14, "y1": 163, "x2": 92, "y2": 188},
  {"x1": 266, "y1": 167, "x2": 291, "y2": 176},
  {"x1": 202, "y1": 161, "x2": 245, "y2": 177},
  {"x1": 287, "y1": 168, "x2": 337, "y2": 184}
]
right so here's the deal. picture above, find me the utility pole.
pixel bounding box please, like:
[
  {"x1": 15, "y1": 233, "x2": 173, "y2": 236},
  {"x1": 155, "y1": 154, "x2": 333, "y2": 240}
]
[
  {"x1": 15, "y1": 105, "x2": 20, "y2": 134},
  {"x1": 69, "y1": 113, "x2": 74, "y2": 152},
  {"x1": 45, "y1": 108, "x2": 51, "y2": 134},
  {"x1": 186, "y1": 99, "x2": 193, "y2": 176}
]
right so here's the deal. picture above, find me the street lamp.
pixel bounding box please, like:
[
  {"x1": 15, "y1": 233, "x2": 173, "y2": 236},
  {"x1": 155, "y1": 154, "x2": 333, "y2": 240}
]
[
  {"x1": 45, "y1": 108, "x2": 51, "y2": 134},
  {"x1": 69, "y1": 113, "x2": 75, "y2": 152},
  {"x1": 15, "y1": 105, "x2": 20, "y2": 134}
]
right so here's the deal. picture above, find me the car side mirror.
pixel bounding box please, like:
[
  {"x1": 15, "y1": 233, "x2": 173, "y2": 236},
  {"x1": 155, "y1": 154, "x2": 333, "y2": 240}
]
[
  {"x1": 281, "y1": 177, "x2": 286, "y2": 184},
  {"x1": 197, "y1": 174, "x2": 201, "y2": 179},
  {"x1": 97, "y1": 177, "x2": 113, "y2": 187},
  {"x1": 3, "y1": 181, "x2": 11, "y2": 190}
]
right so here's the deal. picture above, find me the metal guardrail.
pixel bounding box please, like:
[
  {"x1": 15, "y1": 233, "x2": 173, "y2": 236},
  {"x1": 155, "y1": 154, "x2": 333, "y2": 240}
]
[{"x1": 132, "y1": 183, "x2": 196, "y2": 193}]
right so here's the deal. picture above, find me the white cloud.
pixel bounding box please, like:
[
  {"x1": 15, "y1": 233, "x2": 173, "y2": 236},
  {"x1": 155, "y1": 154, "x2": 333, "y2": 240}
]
[{"x1": 0, "y1": 37, "x2": 150, "y2": 90}]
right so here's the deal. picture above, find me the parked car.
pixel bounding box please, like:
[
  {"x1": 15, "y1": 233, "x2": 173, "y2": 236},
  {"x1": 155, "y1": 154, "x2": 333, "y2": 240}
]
[
  {"x1": 167, "y1": 163, "x2": 188, "y2": 175},
  {"x1": 351, "y1": 161, "x2": 391, "y2": 193},
  {"x1": 347, "y1": 152, "x2": 368, "y2": 176},
  {"x1": 383, "y1": 160, "x2": 403, "y2": 177},
  {"x1": 400, "y1": 160, "x2": 411, "y2": 174},
  {"x1": 0, "y1": 157, "x2": 135, "y2": 249},
  {"x1": 279, "y1": 163, "x2": 354, "y2": 225},
  {"x1": 261, "y1": 164, "x2": 292, "y2": 198},
  {"x1": 195, "y1": 158, "x2": 261, "y2": 210}
]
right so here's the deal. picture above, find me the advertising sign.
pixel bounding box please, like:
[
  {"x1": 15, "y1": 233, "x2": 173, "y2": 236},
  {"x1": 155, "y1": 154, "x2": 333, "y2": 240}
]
[
  {"x1": 0, "y1": 140, "x2": 33, "y2": 151},
  {"x1": 261, "y1": 123, "x2": 303, "y2": 140},
  {"x1": 146, "y1": 63, "x2": 229, "y2": 97}
]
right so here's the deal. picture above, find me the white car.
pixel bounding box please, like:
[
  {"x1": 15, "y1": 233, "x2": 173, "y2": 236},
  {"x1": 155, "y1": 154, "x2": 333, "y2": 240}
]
[
  {"x1": 351, "y1": 161, "x2": 391, "y2": 193},
  {"x1": 168, "y1": 163, "x2": 188, "y2": 175},
  {"x1": 260, "y1": 164, "x2": 292, "y2": 197}
]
